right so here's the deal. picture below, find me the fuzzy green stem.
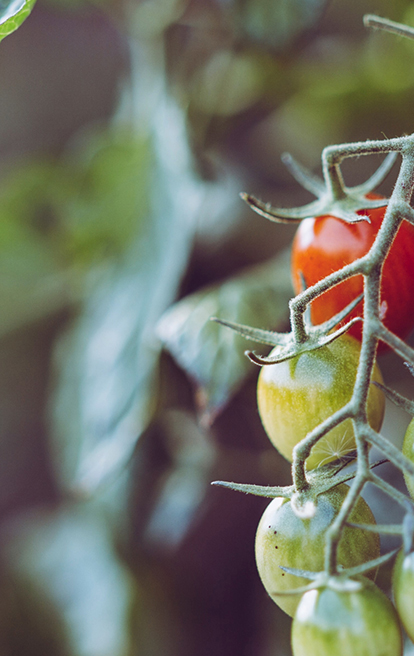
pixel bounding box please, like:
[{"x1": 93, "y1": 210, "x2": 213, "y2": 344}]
[
  {"x1": 290, "y1": 138, "x2": 414, "y2": 577},
  {"x1": 364, "y1": 14, "x2": 414, "y2": 40},
  {"x1": 325, "y1": 472, "x2": 368, "y2": 575},
  {"x1": 321, "y1": 159, "x2": 347, "y2": 202},
  {"x1": 320, "y1": 148, "x2": 414, "y2": 574},
  {"x1": 292, "y1": 404, "x2": 353, "y2": 493}
]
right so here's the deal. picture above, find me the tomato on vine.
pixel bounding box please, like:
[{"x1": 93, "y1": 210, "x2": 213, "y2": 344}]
[
  {"x1": 291, "y1": 194, "x2": 414, "y2": 348},
  {"x1": 255, "y1": 484, "x2": 380, "y2": 618},
  {"x1": 291, "y1": 578, "x2": 403, "y2": 656},
  {"x1": 257, "y1": 334, "x2": 384, "y2": 469}
]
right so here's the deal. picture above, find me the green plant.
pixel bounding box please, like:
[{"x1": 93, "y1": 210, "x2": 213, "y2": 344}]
[{"x1": 211, "y1": 12, "x2": 414, "y2": 654}]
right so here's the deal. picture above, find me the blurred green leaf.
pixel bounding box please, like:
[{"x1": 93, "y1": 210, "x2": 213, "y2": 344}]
[
  {"x1": 234, "y1": 0, "x2": 329, "y2": 52},
  {"x1": 0, "y1": 130, "x2": 152, "y2": 336},
  {"x1": 132, "y1": 0, "x2": 188, "y2": 36},
  {"x1": 0, "y1": 249, "x2": 76, "y2": 338},
  {"x1": 0, "y1": 0, "x2": 36, "y2": 41},
  {"x1": 50, "y1": 98, "x2": 236, "y2": 493},
  {"x1": 0, "y1": 161, "x2": 73, "y2": 335},
  {"x1": 60, "y1": 131, "x2": 152, "y2": 266},
  {"x1": 190, "y1": 50, "x2": 267, "y2": 116},
  {"x1": 157, "y1": 249, "x2": 293, "y2": 424},
  {"x1": 3, "y1": 504, "x2": 134, "y2": 656},
  {"x1": 0, "y1": 130, "x2": 152, "y2": 265}
]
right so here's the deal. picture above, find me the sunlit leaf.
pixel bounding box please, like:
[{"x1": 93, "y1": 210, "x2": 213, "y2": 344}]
[
  {"x1": 157, "y1": 249, "x2": 293, "y2": 424},
  {"x1": 0, "y1": 0, "x2": 36, "y2": 42}
]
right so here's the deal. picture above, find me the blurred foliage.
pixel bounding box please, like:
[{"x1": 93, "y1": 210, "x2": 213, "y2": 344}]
[
  {"x1": 0, "y1": 0, "x2": 413, "y2": 655},
  {"x1": 157, "y1": 249, "x2": 292, "y2": 423},
  {"x1": 229, "y1": 0, "x2": 331, "y2": 52},
  {"x1": 159, "y1": 0, "x2": 414, "y2": 178},
  {"x1": 0, "y1": 129, "x2": 151, "y2": 266},
  {"x1": 0, "y1": 129, "x2": 152, "y2": 337},
  {"x1": 3, "y1": 503, "x2": 134, "y2": 656},
  {"x1": 49, "y1": 93, "x2": 239, "y2": 493}
]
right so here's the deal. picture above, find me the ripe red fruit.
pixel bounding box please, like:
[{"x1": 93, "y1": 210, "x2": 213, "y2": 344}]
[{"x1": 291, "y1": 195, "x2": 414, "y2": 349}]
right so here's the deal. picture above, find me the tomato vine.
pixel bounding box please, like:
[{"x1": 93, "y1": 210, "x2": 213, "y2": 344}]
[{"x1": 212, "y1": 11, "x2": 414, "y2": 654}]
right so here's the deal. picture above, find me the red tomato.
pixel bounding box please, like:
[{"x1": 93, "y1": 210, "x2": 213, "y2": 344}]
[{"x1": 291, "y1": 195, "x2": 414, "y2": 349}]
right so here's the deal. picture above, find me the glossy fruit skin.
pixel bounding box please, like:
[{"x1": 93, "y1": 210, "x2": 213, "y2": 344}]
[
  {"x1": 291, "y1": 196, "x2": 414, "y2": 347},
  {"x1": 291, "y1": 579, "x2": 403, "y2": 656},
  {"x1": 255, "y1": 484, "x2": 380, "y2": 618},
  {"x1": 392, "y1": 549, "x2": 414, "y2": 642},
  {"x1": 257, "y1": 334, "x2": 384, "y2": 469},
  {"x1": 402, "y1": 418, "x2": 414, "y2": 499}
]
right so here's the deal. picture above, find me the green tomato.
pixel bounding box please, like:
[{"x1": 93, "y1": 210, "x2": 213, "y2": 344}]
[
  {"x1": 392, "y1": 548, "x2": 414, "y2": 642},
  {"x1": 257, "y1": 334, "x2": 385, "y2": 469},
  {"x1": 401, "y1": 418, "x2": 414, "y2": 498},
  {"x1": 255, "y1": 484, "x2": 380, "y2": 617},
  {"x1": 291, "y1": 579, "x2": 403, "y2": 656}
]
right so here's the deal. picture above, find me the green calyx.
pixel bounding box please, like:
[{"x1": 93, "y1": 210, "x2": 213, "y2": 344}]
[
  {"x1": 240, "y1": 151, "x2": 395, "y2": 225},
  {"x1": 211, "y1": 291, "x2": 363, "y2": 366}
]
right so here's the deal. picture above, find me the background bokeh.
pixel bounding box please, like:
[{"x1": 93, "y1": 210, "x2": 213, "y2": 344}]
[{"x1": 1, "y1": 1, "x2": 414, "y2": 655}]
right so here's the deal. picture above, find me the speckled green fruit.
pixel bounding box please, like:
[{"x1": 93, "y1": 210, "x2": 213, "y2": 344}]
[
  {"x1": 257, "y1": 334, "x2": 384, "y2": 469},
  {"x1": 392, "y1": 548, "x2": 414, "y2": 642},
  {"x1": 292, "y1": 579, "x2": 403, "y2": 656},
  {"x1": 402, "y1": 418, "x2": 414, "y2": 498},
  {"x1": 255, "y1": 484, "x2": 380, "y2": 618}
]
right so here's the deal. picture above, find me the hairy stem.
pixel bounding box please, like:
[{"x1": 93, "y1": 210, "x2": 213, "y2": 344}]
[{"x1": 289, "y1": 136, "x2": 414, "y2": 573}]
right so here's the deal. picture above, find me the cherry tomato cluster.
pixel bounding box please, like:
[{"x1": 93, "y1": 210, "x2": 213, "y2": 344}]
[
  {"x1": 252, "y1": 202, "x2": 414, "y2": 656},
  {"x1": 255, "y1": 336, "x2": 398, "y2": 654},
  {"x1": 255, "y1": 487, "x2": 410, "y2": 656},
  {"x1": 255, "y1": 484, "x2": 380, "y2": 618}
]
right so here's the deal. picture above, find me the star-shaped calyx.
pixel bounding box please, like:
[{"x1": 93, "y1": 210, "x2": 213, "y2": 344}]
[
  {"x1": 212, "y1": 289, "x2": 363, "y2": 366},
  {"x1": 241, "y1": 151, "x2": 396, "y2": 225}
]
